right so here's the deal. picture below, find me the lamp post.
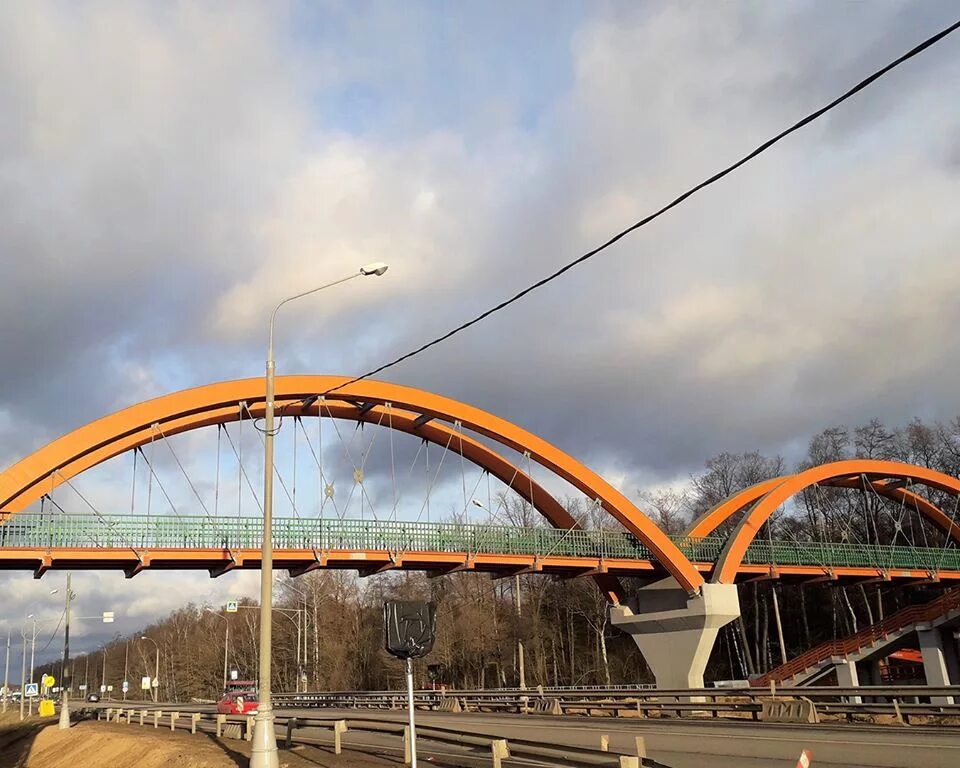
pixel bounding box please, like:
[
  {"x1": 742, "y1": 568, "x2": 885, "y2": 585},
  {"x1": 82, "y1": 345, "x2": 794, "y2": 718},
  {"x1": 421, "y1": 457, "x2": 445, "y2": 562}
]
[
  {"x1": 57, "y1": 574, "x2": 75, "y2": 729},
  {"x1": 251, "y1": 262, "x2": 389, "y2": 768},
  {"x1": 139, "y1": 636, "x2": 160, "y2": 703},
  {"x1": 101, "y1": 645, "x2": 108, "y2": 699},
  {"x1": 282, "y1": 582, "x2": 311, "y2": 692},
  {"x1": 204, "y1": 609, "x2": 230, "y2": 695},
  {"x1": 3, "y1": 630, "x2": 9, "y2": 714}
]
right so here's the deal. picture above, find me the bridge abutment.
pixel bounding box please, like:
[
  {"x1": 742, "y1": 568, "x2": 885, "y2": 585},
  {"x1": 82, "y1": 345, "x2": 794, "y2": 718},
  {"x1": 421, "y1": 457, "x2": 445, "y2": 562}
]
[{"x1": 610, "y1": 577, "x2": 740, "y2": 689}]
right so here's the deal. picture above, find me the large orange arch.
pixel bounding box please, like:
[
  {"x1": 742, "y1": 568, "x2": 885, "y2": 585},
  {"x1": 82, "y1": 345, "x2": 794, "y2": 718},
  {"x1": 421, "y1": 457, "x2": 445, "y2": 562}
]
[
  {"x1": 713, "y1": 460, "x2": 960, "y2": 583},
  {"x1": 0, "y1": 376, "x2": 700, "y2": 591}
]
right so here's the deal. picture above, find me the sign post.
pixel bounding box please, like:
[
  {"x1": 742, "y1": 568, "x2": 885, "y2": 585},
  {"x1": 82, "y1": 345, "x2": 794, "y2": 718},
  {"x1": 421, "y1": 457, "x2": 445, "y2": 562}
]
[{"x1": 383, "y1": 601, "x2": 437, "y2": 768}]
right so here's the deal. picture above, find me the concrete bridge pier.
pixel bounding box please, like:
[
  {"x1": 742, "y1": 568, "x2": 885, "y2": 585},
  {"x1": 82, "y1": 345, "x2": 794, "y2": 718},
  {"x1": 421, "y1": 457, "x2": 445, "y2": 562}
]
[
  {"x1": 918, "y1": 627, "x2": 957, "y2": 704},
  {"x1": 610, "y1": 577, "x2": 740, "y2": 689}
]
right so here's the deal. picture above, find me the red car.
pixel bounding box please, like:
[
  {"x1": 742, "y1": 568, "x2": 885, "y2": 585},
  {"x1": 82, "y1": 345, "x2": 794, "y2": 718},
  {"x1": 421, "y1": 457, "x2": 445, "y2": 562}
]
[{"x1": 217, "y1": 681, "x2": 259, "y2": 715}]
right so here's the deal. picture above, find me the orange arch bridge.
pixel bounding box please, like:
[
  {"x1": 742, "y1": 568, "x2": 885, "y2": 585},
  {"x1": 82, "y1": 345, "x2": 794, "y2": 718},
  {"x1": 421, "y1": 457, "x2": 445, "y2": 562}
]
[{"x1": 1, "y1": 378, "x2": 960, "y2": 598}]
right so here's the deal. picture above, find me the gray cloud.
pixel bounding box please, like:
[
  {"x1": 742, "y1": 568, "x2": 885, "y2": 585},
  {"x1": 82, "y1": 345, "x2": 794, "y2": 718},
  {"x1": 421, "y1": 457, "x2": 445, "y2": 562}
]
[{"x1": 1, "y1": 1, "x2": 959, "y2": 640}]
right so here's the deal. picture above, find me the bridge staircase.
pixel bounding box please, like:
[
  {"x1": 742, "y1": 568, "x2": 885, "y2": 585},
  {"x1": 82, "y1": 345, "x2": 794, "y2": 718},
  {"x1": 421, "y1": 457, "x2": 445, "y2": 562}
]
[{"x1": 754, "y1": 587, "x2": 960, "y2": 687}]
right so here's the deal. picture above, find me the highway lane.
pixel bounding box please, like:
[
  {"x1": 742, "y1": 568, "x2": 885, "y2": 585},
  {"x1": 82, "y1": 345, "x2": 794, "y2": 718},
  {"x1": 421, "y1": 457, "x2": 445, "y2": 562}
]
[
  {"x1": 84, "y1": 702, "x2": 960, "y2": 768},
  {"x1": 273, "y1": 707, "x2": 960, "y2": 768}
]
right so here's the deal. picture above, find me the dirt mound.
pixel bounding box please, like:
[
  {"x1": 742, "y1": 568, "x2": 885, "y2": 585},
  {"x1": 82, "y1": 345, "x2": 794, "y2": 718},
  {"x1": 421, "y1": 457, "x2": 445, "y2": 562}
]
[{"x1": 5, "y1": 721, "x2": 241, "y2": 768}]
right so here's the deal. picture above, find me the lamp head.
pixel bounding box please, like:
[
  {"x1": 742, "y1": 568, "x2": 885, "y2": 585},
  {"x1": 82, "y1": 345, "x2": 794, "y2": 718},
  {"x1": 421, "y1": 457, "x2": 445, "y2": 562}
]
[{"x1": 359, "y1": 262, "x2": 389, "y2": 277}]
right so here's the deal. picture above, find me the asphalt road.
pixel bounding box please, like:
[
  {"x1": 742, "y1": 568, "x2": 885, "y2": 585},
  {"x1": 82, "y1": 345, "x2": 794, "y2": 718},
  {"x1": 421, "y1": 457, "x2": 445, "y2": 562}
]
[{"x1": 87, "y1": 702, "x2": 960, "y2": 768}]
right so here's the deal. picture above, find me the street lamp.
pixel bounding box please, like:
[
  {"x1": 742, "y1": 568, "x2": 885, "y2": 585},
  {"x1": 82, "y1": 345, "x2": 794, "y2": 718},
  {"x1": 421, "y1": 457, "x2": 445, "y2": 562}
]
[
  {"x1": 139, "y1": 636, "x2": 160, "y2": 703},
  {"x1": 251, "y1": 263, "x2": 389, "y2": 768},
  {"x1": 204, "y1": 608, "x2": 230, "y2": 695},
  {"x1": 281, "y1": 582, "x2": 311, "y2": 692},
  {"x1": 58, "y1": 574, "x2": 75, "y2": 730}
]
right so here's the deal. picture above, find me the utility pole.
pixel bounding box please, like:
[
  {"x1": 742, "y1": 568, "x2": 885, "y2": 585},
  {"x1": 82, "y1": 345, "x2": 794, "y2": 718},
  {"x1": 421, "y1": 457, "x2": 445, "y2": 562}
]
[
  {"x1": 58, "y1": 572, "x2": 73, "y2": 729},
  {"x1": 771, "y1": 584, "x2": 787, "y2": 667},
  {"x1": 83, "y1": 656, "x2": 89, "y2": 694},
  {"x1": 3, "y1": 630, "x2": 9, "y2": 714},
  {"x1": 101, "y1": 647, "x2": 107, "y2": 699},
  {"x1": 223, "y1": 622, "x2": 230, "y2": 695},
  {"x1": 19, "y1": 629, "x2": 27, "y2": 721},
  {"x1": 123, "y1": 641, "x2": 129, "y2": 701},
  {"x1": 514, "y1": 575, "x2": 526, "y2": 690},
  {"x1": 28, "y1": 622, "x2": 36, "y2": 716}
]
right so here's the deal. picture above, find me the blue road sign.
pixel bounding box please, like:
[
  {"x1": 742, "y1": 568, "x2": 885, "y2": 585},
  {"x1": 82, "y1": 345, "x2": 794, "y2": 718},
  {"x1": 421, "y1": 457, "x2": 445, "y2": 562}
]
[{"x1": 25, "y1": 683, "x2": 38, "y2": 697}]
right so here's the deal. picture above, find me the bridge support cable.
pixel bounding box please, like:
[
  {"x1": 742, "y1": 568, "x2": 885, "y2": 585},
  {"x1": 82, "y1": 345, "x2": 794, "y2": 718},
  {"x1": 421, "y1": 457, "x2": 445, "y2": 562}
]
[
  {"x1": 48, "y1": 471, "x2": 143, "y2": 562},
  {"x1": 388, "y1": 405, "x2": 398, "y2": 523},
  {"x1": 220, "y1": 414, "x2": 264, "y2": 514},
  {"x1": 320, "y1": 398, "x2": 373, "y2": 520},
  {"x1": 214, "y1": 424, "x2": 222, "y2": 518},
  {"x1": 413, "y1": 431, "x2": 456, "y2": 528},
  {"x1": 153, "y1": 422, "x2": 244, "y2": 560},
  {"x1": 316, "y1": 400, "x2": 409, "y2": 557},
  {"x1": 935, "y1": 492, "x2": 960, "y2": 575},
  {"x1": 243, "y1": 402, "x2": 305, "y2": 522},
  {"x1": 295, "y1": 411, "x2": 341, "y2": 520},
  {"x1": 864, "y1": 476, "x2": 923, "y2": 577}
]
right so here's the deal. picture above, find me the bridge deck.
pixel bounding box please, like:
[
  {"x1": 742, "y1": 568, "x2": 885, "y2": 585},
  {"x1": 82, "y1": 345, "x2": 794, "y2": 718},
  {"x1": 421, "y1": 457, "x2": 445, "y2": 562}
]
[{"x1": 1, "y1": 513, "x2": 959, "y2": 581}]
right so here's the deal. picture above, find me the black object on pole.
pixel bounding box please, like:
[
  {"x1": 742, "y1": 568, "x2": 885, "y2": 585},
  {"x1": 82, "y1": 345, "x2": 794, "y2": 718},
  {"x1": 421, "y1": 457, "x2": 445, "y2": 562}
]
[
  {"x1": 383, "y1": 601, "x2": 437, "y2": 660},
  {"x1": 384, "y1": 601, "x2": 436, "y2": 768}
]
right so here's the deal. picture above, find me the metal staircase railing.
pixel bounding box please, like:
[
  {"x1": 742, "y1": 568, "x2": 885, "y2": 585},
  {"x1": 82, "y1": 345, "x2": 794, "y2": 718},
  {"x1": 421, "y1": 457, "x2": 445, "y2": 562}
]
[{"x1": 755, "y1": 587, "x2": 960, "y2": 685}]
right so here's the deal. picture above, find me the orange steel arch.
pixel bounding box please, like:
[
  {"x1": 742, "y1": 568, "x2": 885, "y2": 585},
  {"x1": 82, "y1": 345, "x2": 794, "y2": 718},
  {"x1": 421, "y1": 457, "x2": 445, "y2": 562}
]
[
  {"x1": 0, "y1": 377, "x2": 698, "y2": 589},
  {"x1": 685, "y1": 473, "x2": 960, "y2": 546},
  {"x1": 685, "y1": 478, "x2": 784, "y2": 538},
  {"x1": 713, "y1": 460, "x2": 960, "y2": 584}
]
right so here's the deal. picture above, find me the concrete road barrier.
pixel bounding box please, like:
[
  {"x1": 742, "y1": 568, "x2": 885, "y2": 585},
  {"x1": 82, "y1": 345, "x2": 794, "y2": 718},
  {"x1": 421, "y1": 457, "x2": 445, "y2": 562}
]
[
  {"x1": 526, "y1": 698, "x2": 562, "y2": 716},
  {"x1": 761, "y1": 697, "x2": 819, "y2": 724},
  {"x1": 437, "y1": 697, "x2": 463, "y2": 713}
]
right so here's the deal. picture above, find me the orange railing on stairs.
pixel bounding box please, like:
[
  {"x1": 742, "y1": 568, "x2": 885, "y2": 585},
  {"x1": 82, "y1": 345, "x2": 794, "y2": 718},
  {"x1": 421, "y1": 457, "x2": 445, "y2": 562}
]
[{"x1": 754, "y1": 587, "x2": 960, "y2": 685}]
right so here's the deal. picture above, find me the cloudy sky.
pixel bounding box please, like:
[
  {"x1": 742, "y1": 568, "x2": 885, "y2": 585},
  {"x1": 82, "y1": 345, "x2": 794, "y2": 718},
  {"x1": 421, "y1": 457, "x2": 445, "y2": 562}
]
[{"x1": 1, "y1": 1, "x2": 959, "y2": 675}]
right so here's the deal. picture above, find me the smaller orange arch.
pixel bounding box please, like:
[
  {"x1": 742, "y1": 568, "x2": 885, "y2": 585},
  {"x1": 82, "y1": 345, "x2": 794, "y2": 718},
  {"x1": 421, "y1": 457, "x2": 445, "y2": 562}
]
[
  {"x1": 684, "y1": 478, "x2": 785, "y2": 538},
  {"x1": 713, "y1": 460, "x2": 960, "y2": 583},
  {"x1": 686, "y1": 474, "x2": 960, "y2": 548}
]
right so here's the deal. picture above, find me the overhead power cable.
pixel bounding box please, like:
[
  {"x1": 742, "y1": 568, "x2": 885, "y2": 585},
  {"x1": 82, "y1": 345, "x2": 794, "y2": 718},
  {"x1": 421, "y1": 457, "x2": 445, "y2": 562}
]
[{"x1": 320, "y1": 18, "x2": 959, "y2": 397}]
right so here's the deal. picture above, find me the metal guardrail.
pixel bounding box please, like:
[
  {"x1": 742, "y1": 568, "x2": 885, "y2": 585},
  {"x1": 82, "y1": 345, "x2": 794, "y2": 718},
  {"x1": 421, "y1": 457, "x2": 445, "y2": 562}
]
[
  {"x1": 272, "y1": 685, "x2": 960, "y2": 726},
  {"x1": 84, "y1": 705, "x2": 664, "y2": 767},
  {"x1": 4, "y1": 512, "x2": 960, "y2": 571}
]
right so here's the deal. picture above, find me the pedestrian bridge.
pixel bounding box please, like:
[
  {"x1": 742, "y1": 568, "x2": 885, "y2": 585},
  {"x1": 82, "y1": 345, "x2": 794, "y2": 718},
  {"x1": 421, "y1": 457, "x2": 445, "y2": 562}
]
[
  {"x1": 1, "y1": 512, "x2": 958, "y2": 584},
  {"x1": 3, "y1": 375, "x2": 960, "y2": 689}
]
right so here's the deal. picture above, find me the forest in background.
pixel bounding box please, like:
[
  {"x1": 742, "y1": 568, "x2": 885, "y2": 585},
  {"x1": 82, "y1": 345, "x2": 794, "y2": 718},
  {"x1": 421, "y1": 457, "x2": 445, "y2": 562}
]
[{"x1": 49, "y1": 415, "x2": 960, "y2": 700}]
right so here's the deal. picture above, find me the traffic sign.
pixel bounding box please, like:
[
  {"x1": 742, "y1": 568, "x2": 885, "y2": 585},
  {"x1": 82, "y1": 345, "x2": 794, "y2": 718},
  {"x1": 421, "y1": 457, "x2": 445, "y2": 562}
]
[
  {"x1": 225, "y1": 600, "x2": 238, "y2": 613},
  {"x1": 100, "y1": 684, "x2": 106, "y2": 693},
  {"x1": 107, "y1": 685, "x2": 113, "y2": 692},
  {"x1": 122, "y1": 681, "x2": 129, "y2": 693},
  {"x1": 141, "y1": 676, "x2": 151, "y2": 691},
  {"x1": 42, "y1": 675, "x2": 55, "y2": 688},
  {"x1": 79, "y1": 684, "x2": 87, "y2": 692},
  {"x1": 151, "y1": 678, "x2": 159, "y2": 689},
  {"x1": 102, "y1": 611, "x2": 114, "y2": 623},
  {"x1": 25, "y1": 683, "x2": 38, "y2": 697}
]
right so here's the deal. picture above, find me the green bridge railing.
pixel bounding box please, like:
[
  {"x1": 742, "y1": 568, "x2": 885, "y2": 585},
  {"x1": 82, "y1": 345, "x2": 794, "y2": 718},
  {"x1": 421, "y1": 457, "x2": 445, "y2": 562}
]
[{"x1": 1, "y1": 513, "x2": 959, "y2": 572}]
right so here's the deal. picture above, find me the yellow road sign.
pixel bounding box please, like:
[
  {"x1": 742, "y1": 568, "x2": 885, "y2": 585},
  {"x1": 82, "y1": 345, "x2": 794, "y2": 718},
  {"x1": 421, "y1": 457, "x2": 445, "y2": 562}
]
[{"x1": 42, "y1": 674, "x2": 55, "y2": 688}]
